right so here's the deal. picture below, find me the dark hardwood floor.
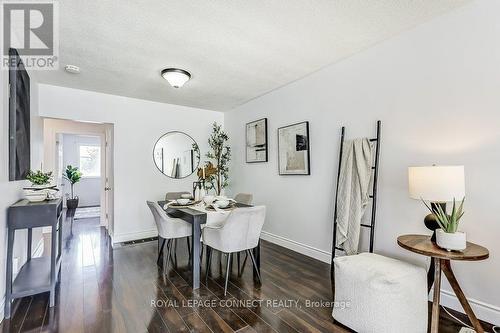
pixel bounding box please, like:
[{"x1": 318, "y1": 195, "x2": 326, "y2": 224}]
[{"x1": 0, "y1": 214, "x2": 494, "y2": 332}]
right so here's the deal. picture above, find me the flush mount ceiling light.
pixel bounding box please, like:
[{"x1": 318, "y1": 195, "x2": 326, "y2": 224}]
[{"x1": 161, "y1": 68, "x2": 191, "y2": 88}]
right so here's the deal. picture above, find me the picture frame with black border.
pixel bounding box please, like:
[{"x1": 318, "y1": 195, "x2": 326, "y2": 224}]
[
  {"x1": 277, "y1": 121, "x2": 310, "y2": 175},
  {"x1": 246, "y1": 118, "x2": 268, "y2": 163}
]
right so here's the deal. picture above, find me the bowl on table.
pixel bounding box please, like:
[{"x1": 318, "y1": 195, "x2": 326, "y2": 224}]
[
  {"x1": 176, "y1": 198, "x2": 191, "y2": 205},
  {"x1": 214, "y1": 199, "x2": 230, "y2": 208},
  {"x1": 203, "y1": 195, "x2": 215, "y2": 205}
]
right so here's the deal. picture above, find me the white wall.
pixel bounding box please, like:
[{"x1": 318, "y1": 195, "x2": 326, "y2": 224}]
[
  {"x1": 0, "y1": 57, "x2": 44, "y2": 318},
  {"x1": 225, "y1": 0, "x2": 500, "y2": 325},
  {"x1": 62, "y1": 134, "x2": 101, "y2": 207},
  {"x1": 39, "y1": 84, "x2": 224, "y2": 242}
]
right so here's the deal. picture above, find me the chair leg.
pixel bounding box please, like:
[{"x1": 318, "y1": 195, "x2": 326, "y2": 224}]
[
  {"x1": 248, "y1": 249, "x2": 261, "y2": 284},
  {"x1": 157, "y1": 238, "x2": 166, "y2": 265},
  {"x1": 237, "y1": 252, "x2": 241, "y2": 275},
  {"x1": 163, "y1": 240, "x2": 170, "y2": 276},
  {"x1": 165, "y1": 239, "x2": 174, "y2": 274},
  {"x1": 205, "y1": 247, "x2": 212, "y2": 285},
  {"x1": 173, "y1": 239, "x2": 178, "y2": 266},
  {"x1": 224, "y1": 252, "x2": 232, "y2": 296}
]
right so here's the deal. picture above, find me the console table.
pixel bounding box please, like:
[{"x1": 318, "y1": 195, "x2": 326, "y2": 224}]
[
  {"x1": 5, "y1": 198, "x2": 63, "y2": 318},
  {"x1": 398, "y1": 234, "x2": 489, "y2": 333}
]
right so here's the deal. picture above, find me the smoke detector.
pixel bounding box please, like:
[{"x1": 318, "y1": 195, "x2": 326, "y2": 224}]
[{"x1": 65, "y1": 65, "x2": 80, "y2": 74}]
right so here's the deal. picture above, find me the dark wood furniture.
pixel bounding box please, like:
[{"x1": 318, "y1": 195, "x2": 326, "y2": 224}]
[
  {"x1": 398, "y1": 234, "x2": 489, "y2": 333},
  {"x1": 5, "y1": 198, "x2": 63, "y2": 318},
  {"x1": 158, "y1": 201, "x2": 260, "y2": 290}
]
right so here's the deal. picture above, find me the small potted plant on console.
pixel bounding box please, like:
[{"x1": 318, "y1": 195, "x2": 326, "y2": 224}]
[{"x1": 25, "y1": 169, "x2": 54, "y2": 202}]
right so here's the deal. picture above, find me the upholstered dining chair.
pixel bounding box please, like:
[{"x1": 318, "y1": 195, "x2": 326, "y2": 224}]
[
  {"x1": 233, "y1": 193, "x2": 253, "y2": 205},
  {"x1": 146, "y1": 201, "x2": 192, "y2": 276},
  {"x1": 164, "y1": 191, "x2": 192, "y2": 257},
  {"x1": 165, "y1": 191, "x2": 191, "y2": 201},
  {"x1": 232, "y1": 193, "x2": 253, "y2": 272},
  {"x1": 203, "y1": 206, "x2": 266, "y2": 295}
]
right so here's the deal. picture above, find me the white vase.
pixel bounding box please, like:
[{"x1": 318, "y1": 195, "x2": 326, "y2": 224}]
[{"x1": 435, "y1": 229, "x2": 466, "y2": 251}]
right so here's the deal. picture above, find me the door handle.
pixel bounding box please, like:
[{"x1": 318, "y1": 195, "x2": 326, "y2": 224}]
[{"x1": 105, "y1": 187, "x2": 112, "y2": 191}]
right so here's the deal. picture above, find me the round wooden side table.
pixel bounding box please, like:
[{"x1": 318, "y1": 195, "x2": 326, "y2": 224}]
[{"x1": 397, "y1": 234, "x2": 489, "y2": 333}]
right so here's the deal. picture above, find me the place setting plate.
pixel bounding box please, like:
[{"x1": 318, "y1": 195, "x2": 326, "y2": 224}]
[
  {"x1": 164, "y1": 199, "x2": 201, "y2": 209},
  {"x1": 205, "y1": 203, "x2": 237, "y2": 211}
]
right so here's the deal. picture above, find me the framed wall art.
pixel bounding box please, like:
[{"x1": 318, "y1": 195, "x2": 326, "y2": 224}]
[
  {"x1": 246, "y1": 118, "x2": 268, "y2": 163},
  {"x1": 278, "y1": 121, "x2": 310, "y2": 175}
]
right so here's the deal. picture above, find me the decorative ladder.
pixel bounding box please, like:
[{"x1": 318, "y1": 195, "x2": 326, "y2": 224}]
[{"x1": 331, "y1": 120, "x2": 381, "y2": 275}]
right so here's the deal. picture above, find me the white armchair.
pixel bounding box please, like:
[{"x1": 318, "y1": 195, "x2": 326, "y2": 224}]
[
  {"x1": 146, "y1": 201, "x2": 192, "y2": 276},
  {"x1": 203, "y1": 206, "x2": 266, "y2": 295}
]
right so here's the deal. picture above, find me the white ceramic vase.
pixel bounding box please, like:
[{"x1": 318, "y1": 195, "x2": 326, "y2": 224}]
[{"x1": 435, "y1": 229, "x2": 466, "y2": 251}]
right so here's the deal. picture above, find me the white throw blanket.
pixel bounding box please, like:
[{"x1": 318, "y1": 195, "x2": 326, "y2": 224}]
[{"x1": 335, "y1": 138, "x2": 374, "y2": 255}]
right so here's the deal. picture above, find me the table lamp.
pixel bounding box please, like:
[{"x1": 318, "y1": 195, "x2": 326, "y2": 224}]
[{"x1": 408, "y1": 165, "x2": 465, "y2": 241}]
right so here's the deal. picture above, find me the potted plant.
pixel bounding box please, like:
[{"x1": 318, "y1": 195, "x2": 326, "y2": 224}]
[
  {"x1": 26, "y1": 169, "x2": 53, "y2": 187},
  {"x1": 423, "y1": 198, "x2": 466, "y2": 251},
  {"x1": 64, "y1": 165, "x2": 82, "y2": 209},
  {"x1": 200, "y1": 122, "x2": 231, "y2": 196},
  {"x1": 25, "y1": 170, "x2": 54, "y2": 202}
]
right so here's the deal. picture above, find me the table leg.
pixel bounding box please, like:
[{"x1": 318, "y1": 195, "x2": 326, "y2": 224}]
[
  {"x1": 50, "y1": 224, "x2": 57, "y2": 307},
  {"x1": 442, "y1": 260, "x2": 484, "y2": 333},
  {"x1": 191, "y1": 218, "x2": 202, "y2": 290},
  {"x1": 430, "y1": 258, "x2": 442, "y2": 333},
  {"x1": 427, "y1": 257, "x2": 435, "y2": 293},
  {"x1": 27, "y1": 228, "x2": 32, "y2": 260},
  {"x1": 5, "y1": 229, "x2": 15, "y2": 319}
]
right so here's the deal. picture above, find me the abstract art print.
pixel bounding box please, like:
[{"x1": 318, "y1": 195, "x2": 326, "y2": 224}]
[
  {"x1": 278, "y1": 121, "x2": 310, "y2": 175},
  {"x1": 246, "y1": 118, "x2": 268, "y2": 163}
]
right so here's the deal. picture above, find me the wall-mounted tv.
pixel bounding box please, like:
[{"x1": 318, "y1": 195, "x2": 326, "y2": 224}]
[{"x1": 9, "y1": 48, "x2": 31, "y2": 181}]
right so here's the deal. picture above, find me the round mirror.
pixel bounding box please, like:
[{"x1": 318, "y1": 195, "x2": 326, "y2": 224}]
[{"x1": 153, "y1": 131, "x2": 200, "y2": 179}]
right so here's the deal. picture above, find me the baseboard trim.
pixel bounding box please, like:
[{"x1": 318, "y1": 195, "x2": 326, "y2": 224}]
[
  {"x1": 440, "y1": 289, "x2": 500, "y2": 326},
  {"x1": 260, "y1": 231, "x2": 331, "y2": 263},
  {"x1": 111, "y1": 229, "x2": 158, "y2": 245}
]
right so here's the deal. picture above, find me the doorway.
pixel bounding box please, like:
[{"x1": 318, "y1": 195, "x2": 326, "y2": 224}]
[
  {"x1": 60, "y1": 134, "x2": 102, "y2": 216},
  {"x1": 43, "y1": 118, "x2": 114, "y2": 232}
]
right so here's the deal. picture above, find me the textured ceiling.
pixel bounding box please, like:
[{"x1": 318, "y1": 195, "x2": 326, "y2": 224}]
[{"x1": 36, "y1": 0, "x2": 470, "y2": 111}]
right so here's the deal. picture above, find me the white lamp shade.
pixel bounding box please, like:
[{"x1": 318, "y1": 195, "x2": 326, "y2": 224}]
[
  {"x1": 161, "y1": 69, "x2": 190, "y2": 88},
  {"x1": 408, "y1": 166, "x2": 465, "y2": 202}
]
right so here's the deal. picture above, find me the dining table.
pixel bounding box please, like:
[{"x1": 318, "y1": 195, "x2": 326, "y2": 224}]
[{"x1": 158, "y1": 200, "x2": 260, "y2": 290}]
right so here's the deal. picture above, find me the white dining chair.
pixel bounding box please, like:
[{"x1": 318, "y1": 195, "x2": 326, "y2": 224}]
[
  {"x1": 146, "y1": 201, "x2": 192, "y2": 276},
  {"x1": 231, "y1": 193, "x2": 253, "y2": 273},
  {"x1": 203, "y1": 206, "x2": 266, "y2": 295},
  {"x1": 163, "y1": 191, "x2": 192, "y2": 260},
  {"x1": 165, "y1": 191, "x2": 191, "y2": 201},
  {"x1": 233, "y1": 193, "x2": 253, "y2": 205}
]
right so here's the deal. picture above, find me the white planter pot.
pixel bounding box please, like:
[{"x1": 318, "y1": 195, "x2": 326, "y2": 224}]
[{"x1": 435, "y1": 229, "x2": 466, "y2": 251}]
